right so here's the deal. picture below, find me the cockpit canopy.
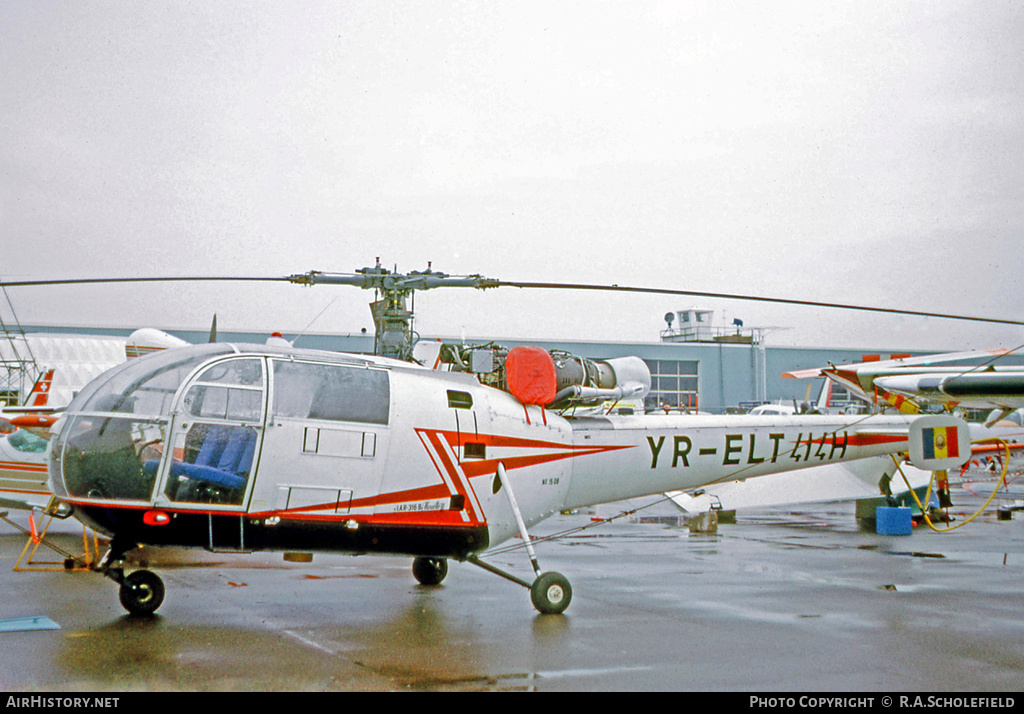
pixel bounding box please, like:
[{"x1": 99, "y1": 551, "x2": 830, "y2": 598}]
[
  {"x1": 48, "y1": 343, "x2": 390, "y2": 508},
  {"x1": 69, "y1": 343, "x2": 238, "y2": 418}
]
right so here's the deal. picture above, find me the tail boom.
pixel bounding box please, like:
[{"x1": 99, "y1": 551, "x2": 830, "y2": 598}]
[{"x1": 561, "y1": 413, "x2": 923, "y2": 510}]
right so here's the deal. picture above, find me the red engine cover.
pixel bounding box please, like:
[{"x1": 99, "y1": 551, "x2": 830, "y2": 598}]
[{"x1": 505, "y1": 346, "x2": 557, "y2": 406}]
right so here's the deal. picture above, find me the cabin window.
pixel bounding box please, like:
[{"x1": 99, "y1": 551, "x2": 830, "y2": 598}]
[
  {"x1": 271, "y1": 361, "x2": 389, "y2": 425},
  {"x1": 183, "y1": 385, "x2": 263, "y2": 422},
  {"x1": 463, "y1": 442, "x2": 486, "y2": 459},
  {"x1": 162, "y1": 424, "x2": 257, "y2": 505},
  {"x1": 182, "y1": 358, "x2": 265, "y2": 423},
  {"x1": 447, "y1": 390, "x2": 473, "y2": 410},
  {"x1": 196, "y1": 358, "x2": 263, "y2": 387}
]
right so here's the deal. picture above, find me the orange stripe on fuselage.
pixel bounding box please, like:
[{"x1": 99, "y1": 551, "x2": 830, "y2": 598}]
[
  {"x1": 845, "y1": 433, "x2": 908, "y2": 447},
  {"x1": 0, "y1": 460, "x2": 48, "y2": 474}
]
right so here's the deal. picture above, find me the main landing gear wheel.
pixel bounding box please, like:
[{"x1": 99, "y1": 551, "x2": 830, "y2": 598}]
[
  {"x1": 530, "y1": 571, "x2": 572, "y2": 615},
  {"x1": 412, "y1": 557, "x2": 448, "y2": 586},
  {"x1": 118, "y1": 569, "x2": 165, "y2": 616}
]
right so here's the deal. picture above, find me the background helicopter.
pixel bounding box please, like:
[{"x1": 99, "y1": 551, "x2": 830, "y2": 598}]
[{"x1": 0, "y1": 264, "x2": 999, "y2": 616}]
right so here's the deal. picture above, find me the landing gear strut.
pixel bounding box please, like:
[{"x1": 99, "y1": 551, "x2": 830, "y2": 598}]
[
  {"x1": 465, "y1": 463, "x2": 573, "y2": 615},
  {"x1": 96, "y1": 539, "x2": 166, "y2": 616}
]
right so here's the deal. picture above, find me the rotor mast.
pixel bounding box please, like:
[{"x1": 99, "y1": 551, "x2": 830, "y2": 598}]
[{"x1": 288, "y1": 259, "x2": 499, "y2": 360}]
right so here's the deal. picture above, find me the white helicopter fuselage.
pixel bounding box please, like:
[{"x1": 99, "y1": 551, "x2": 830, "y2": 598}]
[{"x1": 45, "y1": 345, "x2": 926, "y2": 558}]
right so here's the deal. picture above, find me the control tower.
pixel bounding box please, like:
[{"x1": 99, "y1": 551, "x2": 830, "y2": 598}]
[{"x1": 660, "y1": 308, "x2": 756, "y2": 344}]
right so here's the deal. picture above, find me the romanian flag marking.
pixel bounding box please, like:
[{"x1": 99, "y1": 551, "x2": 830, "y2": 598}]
[{"x1": 922, "y1": 426, "x2": 959, "y2": 460}]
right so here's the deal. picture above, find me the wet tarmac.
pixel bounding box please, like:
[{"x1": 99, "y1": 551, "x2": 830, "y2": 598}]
[{"x1": 1, "y1": 493, "x2": 1022, "y2": 692}]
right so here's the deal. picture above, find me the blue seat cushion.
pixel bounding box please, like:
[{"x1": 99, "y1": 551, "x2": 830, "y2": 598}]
[
  {"x1": 144, "y1": 425, "x2": 254, "y2": 493},
  {"x1": 166, "y1": 460, "x2": 247, "y2": 491}
]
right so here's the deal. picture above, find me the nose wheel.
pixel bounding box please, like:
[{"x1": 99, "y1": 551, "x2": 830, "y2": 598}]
[
  {"x1": 118, "y1": 569, "x2": 165, "y2": 616},
  {"x1": 96, "y1": 540, "x2": 166, "y2": 616}
]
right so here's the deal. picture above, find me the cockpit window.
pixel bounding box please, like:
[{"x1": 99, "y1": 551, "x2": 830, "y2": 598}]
[
  {"x1": 72, "y1": 344, "x2": 236, "y2": 418},
  {"x1": 271, "y1": 360, "x2": 389, "y2": 425},
  {"x1": 182, "y1": 358, "x2": 265, "y2": 422},
  {"x1": 58, "y1": 415, "x2": 167, "y2": 501},
  {"x1": 184, "y1": 386, "x2": 263, "y2": 421},
  {"x1": 156, "y1": 358, "x2": 264, "y2": 506},
  {"x1": 195, "y1": 358, "x2": 264, "y2": 387},
  {"x1": 51, "y1": 344, "x2": 235, "y2": 503}
]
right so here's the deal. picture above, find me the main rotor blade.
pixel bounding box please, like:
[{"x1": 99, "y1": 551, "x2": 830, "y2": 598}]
[
  {"x1": 2, "y1": 273, "x2": 1020, "y2": 329},
  {"x1": 0, "y1": 276, "x2": 290, "y2": 288},
  {"x1": 493, "y1": 280, "x2": 1024, "y2": 328}
]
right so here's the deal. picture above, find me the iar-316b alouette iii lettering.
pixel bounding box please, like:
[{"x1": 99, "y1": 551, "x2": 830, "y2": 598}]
[{"x1": 2, "y1": 263, "x2": 1005, "y2": 616}]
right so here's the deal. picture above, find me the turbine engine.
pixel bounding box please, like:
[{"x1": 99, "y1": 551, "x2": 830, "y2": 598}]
[{"x1": 436, "y1": 343, "x2": 650, "y2": 410}]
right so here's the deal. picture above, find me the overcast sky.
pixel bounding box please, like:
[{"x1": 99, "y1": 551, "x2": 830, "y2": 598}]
[{"x1": 2, "y1": 1, "x2": 1022, "y2": 353}]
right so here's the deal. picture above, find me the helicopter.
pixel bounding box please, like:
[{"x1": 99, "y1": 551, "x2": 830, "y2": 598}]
[{"x1": 0, "y1": 263, "x2": 994, "y2": 616}]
